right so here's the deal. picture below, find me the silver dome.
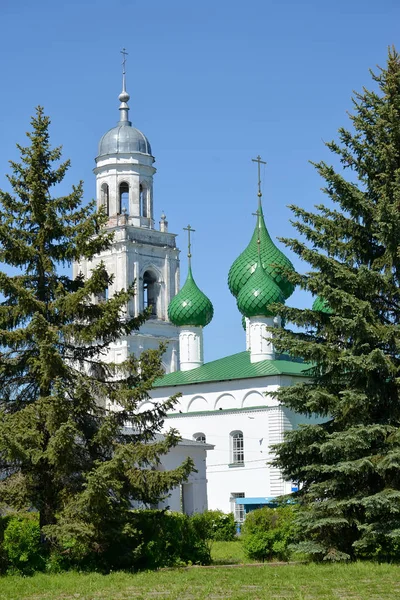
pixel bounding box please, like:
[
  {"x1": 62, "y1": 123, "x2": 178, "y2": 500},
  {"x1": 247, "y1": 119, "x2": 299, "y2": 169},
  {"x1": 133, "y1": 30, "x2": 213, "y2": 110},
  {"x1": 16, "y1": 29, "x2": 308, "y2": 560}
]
[{"x1": 97, "y1": 123, "x2": 152, "y2": 158}]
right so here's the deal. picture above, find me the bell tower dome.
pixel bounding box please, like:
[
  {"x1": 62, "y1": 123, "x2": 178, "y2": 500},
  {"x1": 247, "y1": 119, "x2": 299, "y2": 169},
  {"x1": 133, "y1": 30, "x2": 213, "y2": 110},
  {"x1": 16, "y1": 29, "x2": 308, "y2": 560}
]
[
  {"x1": 94, "y1": 49, "x2": 155, "y2": 229},
  {"x1": 74, "y1": 50, "x2": 180, "y2": 374}
]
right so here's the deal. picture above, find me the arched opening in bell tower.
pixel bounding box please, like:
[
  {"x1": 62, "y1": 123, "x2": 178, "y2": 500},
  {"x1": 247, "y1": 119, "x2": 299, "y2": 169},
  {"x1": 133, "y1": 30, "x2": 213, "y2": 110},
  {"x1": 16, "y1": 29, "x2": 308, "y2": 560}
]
[
  {"x1": 119, "y1": 182, "x2": 129, "y2": 214},
  {"x1": 101, "y1": 183, "x2": 109, "y2": 216},
  {"x1": 143, "y1": 270, "x2": 158, "y2": 317},
  {"x1": 139, "y1": 183, "x2": 148, "y2": 218}
]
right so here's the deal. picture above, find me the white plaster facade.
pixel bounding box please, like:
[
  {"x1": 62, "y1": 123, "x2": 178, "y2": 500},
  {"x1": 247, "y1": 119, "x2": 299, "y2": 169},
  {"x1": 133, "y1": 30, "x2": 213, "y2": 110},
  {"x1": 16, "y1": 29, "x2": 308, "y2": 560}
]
[
  {"x1": 73, "y1": 224, "x2": 181, "y2": 373},
  {"x1": 151, "y1": 374, "x2": 313, "y2": 515},
  {"x1": 157, "y1": 438, "x2": 213, "y2": 514}
]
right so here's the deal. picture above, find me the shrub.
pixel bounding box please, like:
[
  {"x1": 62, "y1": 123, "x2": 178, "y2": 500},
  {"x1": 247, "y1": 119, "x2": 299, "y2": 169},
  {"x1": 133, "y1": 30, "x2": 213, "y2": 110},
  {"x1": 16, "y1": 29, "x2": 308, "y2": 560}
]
[
  {"x1": 241, "y1": 505, "x2": 297, "y2": 562},
  {"x1": 191, "y1": 510, "x2": 237, "y2": 542},
  {"x1": 2, "y1": 513, "x2": 46, "y2": 574},
  {"x1": 46, "y1": 509, "x2": 211, "y2": 572},
  {"x1": 130, "y1": 510, "x2": 211, "y2": 570}
]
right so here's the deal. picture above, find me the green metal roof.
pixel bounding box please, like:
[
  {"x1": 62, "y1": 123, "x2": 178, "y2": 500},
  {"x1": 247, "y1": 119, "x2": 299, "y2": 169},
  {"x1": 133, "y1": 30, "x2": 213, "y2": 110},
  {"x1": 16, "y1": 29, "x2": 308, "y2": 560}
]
[
  {"x1": 154, "y1": 351, "x2": 309, "y2": 388},
  {"x1": 168, "y1": 266, "x2": 213, "y2": 327},
  {"x1": 312, "y1": 296, "x2": 333, "y2": 314},
  {"x1": 228, "y1": 202, "x2": 295, "y2": 300},
  {"x1": 237, "y1": 256, "x2": 285, "y2": 318}
]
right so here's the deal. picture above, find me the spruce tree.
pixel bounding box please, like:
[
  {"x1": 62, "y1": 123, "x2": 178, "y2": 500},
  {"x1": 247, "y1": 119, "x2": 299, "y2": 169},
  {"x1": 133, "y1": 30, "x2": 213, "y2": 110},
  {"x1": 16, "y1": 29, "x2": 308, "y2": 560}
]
[
  {"x1": 272, "y1": 48, "x2": 400, "y2": 561},
  {"x1": 0, "y1": 108, "x2": 193, "y2": 561}
]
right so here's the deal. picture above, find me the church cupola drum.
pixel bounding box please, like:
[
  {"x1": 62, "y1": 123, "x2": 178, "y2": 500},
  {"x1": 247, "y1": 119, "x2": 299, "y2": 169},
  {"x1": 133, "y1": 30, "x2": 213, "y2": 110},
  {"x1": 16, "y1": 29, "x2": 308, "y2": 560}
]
[
  {"x1": 74, "y1": 50, "x2": 181, "y2": 374},
  {"x1": 168, "y1": 225, "x2": 213, "y2": 371}
]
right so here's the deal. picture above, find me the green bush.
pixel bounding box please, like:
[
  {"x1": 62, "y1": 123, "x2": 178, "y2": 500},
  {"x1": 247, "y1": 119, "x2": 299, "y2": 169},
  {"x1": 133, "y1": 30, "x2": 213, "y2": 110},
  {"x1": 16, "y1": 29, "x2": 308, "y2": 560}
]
[
  {"x1": 241, "y1": 505, "x2": 297, "y2": 562},
  {"x1": 0, "y1": 509, "x2": 212, "y2": 573},
  {"x1": 130, "y1": 510, "x2": 211, "y2": 570},
  {"x1": 2, "y1": 513, "x2": 46, "y2": 574},
  {"x1": 191, "y1": 510, "x2": 237, "y2": 542},
  {"x1": 46, "y1": 509, "x2": 211, "y2": 572}
]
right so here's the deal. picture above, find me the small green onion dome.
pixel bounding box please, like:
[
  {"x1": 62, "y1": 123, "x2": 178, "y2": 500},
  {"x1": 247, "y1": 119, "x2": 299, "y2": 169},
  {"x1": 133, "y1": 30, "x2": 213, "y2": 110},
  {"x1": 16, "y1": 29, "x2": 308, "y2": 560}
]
[
  {"x1": 312, "y1": 296, "x2": 333, "y2": 314},
  {"x1": 168, "y1": 267, "x2": 213, "y2": 327},
  {"x1": 237, "y1": 257, "x2": 285, "y2": 318},
  {"x1": 228, "y1": 205, "x2": 295, "y2": 300}
]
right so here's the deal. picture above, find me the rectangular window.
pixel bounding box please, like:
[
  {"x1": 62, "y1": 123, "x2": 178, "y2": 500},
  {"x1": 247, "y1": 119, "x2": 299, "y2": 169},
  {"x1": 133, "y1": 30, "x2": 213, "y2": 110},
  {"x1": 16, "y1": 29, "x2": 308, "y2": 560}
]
[{"x1": 230, "y1": 492, "x2": 245, "y2": 523}]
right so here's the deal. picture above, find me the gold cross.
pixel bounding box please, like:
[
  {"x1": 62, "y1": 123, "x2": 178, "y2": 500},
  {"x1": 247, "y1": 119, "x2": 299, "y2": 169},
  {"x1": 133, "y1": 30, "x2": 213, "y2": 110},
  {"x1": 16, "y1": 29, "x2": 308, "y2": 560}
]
[
  {"x1": 252, "y1": 155, "x2": 266, "y2": 197},
  {"x1": 183, "y1": 224, "x2": 196, "y2": 262},
  {"x1": 121, "y1": 48, "x2": 128, "y2": 74}
]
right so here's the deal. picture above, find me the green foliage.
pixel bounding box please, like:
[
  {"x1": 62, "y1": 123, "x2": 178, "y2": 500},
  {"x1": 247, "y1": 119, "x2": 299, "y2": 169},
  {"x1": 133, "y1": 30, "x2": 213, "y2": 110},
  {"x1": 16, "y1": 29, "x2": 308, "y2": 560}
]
[
  {"x1": 2, "y1": 513, "x2": 46, "y2": 574},
  {"x1": 0, "y1": 108, "x2": 194, "y2": 568},
  {"x1": 271, "y1": 48, "x2": 400, "y2": 561},
  {"x1": 131, "y1": 510, "x2": 211, "y2": 570},
  {"x1": 241, "y1": 506, "x2": 297, "y2": 562},
  {"x1": 191, "y1": 510, "x2": 237, "y2": 541},
  {"x1": 44, "y1": 509, "x2": 210, "y2": 571}
]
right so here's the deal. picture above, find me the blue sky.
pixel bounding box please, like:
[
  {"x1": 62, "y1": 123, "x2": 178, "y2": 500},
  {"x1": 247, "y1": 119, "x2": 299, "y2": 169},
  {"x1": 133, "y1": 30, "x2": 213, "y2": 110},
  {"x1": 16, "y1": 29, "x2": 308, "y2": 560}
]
[{"x1": 0, "y1": 0, "x2": 399, "y2": 362}]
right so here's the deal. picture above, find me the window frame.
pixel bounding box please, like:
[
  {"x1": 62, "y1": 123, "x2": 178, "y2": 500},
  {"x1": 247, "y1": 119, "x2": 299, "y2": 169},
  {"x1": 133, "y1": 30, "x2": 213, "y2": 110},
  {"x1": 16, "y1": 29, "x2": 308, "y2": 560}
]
[
  {"x1": 230, "y1": 430, "x2": 244, "y2": 466},
  {"x1": 230, "y1": 492, "x2": 245, "y2": 523}
]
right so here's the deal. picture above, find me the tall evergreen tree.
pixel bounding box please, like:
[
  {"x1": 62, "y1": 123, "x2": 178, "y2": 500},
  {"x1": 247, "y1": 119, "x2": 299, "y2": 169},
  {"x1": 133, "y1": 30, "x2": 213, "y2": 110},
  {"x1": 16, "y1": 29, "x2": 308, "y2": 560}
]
[
  {"x1": 0, "y1": 108, "x2": 193, "y2": 559},
  {"x1": 272, "y1": 48, "x2": 400, "y2": 561}
]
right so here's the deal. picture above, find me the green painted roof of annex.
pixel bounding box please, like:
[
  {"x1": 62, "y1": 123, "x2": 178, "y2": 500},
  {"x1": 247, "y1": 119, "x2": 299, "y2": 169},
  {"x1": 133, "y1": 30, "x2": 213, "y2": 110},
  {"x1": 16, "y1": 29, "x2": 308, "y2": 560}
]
[
  {"x1": 154, "y1": 351, "x2": 309, "y2": 388},
  {"x1": 237, "y1": 255, "x2": 285, "y2": 318},
  {"x1": 312, "y1": 296, "x2": 333, "y2": 314},
  {"x1": 228, "y1": 202, "x2": 295, "y2": 300},
  {"x1": 168, "y1": 266, "x2": 214, "y2": 327}
]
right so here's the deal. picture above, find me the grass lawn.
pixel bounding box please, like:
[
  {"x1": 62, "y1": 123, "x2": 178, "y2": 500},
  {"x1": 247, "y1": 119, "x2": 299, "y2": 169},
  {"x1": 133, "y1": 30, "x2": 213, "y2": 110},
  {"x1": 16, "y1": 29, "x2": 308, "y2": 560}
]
[
  {"x1": 0, "y1": 562, "x2": 399, "y2": 599},
  {"x1": 210, "y1": 540, "x2": 249, "y2": 564}
]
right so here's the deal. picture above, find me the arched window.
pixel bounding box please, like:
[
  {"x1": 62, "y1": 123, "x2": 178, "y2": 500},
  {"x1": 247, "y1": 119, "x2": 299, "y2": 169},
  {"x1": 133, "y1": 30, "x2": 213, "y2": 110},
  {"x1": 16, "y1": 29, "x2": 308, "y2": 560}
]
[
  {"x1": 193, "y1": 432, "x2": 206, "y2": 444},
  {"x1": 119, "y1": 182, "x2": 129, "y2": 214},
  {"x1": 97, "y1": 279, "x2": 109, "y2": 303},
  {"x1": 101, "y1": 183, "x2": 109, "y2": 216},
  {"x1": 143, "y1": 270, "x2": 157, "y2": 317},
  {"x1": 139, "y1": 183, "x2": 148, "y2": 218},
  {"x1": 230, "y1": 431, "x2": 244, "y2": 465}
]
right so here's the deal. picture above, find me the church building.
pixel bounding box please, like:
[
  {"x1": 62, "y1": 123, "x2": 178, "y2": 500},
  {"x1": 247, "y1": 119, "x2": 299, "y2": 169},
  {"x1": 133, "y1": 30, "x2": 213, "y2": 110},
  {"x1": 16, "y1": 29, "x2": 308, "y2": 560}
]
[{"x1": 77, "y1": 57, "x2": 325, "y2": 519}]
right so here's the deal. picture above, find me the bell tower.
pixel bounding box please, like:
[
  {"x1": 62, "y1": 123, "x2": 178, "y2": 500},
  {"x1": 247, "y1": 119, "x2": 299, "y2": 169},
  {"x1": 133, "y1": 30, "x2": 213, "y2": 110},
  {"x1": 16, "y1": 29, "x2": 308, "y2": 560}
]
[{"x1": 74, "y1": 50, "x2": 180, "y2": 373}]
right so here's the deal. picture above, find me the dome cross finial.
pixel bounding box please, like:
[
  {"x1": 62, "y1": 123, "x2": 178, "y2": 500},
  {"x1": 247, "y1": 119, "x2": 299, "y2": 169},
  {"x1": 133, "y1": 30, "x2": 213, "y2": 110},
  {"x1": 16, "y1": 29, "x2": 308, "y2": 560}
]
[
  {"x1": 121, "y1": 48, "x2": 128, "y2": 88},
  {"x1": 183, "y1": 224, "x2": 195, "y2": 267},
  {"x1": 252, "y1": 154, "x2": 266, "y2": 208},
  {"x1": 118, "y1": 48, "x2": 131, "y2": 124}
]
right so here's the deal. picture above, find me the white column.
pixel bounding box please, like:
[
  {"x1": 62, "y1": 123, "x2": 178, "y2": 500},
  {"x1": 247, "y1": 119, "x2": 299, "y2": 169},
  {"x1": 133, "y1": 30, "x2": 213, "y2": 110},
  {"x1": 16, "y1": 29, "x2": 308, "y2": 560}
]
[
  {"x1": 249, "y1": 316, "x2": 275, "y2": 362},
  {"x1": 245, "y1": 317, "x2": 250, "y2": 351},
  {"x1": 179, "y1": 326, "x2": 203, "y2": 371}
]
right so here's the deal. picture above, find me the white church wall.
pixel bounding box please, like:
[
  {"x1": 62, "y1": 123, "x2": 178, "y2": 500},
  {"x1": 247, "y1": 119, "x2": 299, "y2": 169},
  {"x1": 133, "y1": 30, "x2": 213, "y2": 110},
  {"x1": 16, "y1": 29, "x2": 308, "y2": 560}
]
[
  {"x1": 164, "y1": 407, "x2": 281, "y2": 513},
  {"x1": 73, "y1": 224, "x2": 181, "y2": 373},
  {"x1": 152, "y1": 374, "x2": 311, "y2": 514},
  {"x1": 151, "y1": 376, "x2": 283, "y2": 414},
  {"x1": 157, "y1": 442, "x2": 211, "y2": 514}
]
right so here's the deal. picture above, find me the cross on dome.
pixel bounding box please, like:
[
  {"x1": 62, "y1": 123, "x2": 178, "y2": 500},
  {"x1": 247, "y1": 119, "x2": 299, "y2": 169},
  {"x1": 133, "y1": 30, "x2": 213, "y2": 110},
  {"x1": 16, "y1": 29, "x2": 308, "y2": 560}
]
[{"x1": 183, "y1": 224, "x2": 195, "y2": 265}]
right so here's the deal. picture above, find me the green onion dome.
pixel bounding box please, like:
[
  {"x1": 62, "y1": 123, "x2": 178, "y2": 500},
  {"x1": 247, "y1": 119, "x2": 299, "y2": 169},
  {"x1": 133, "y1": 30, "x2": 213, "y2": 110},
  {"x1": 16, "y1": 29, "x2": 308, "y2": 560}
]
[
  {"x1": 237, "y1": 257, "x2": 285, "y2": 318},
  {"x1": 168, "y1": 267, "x2": 214, "y2": 327},
  {"x1": 312, "y1": 296, "x2": 333, "y2": 314},
  {"x1": 228, "y1": 205, "x2": 295, "y2": 300}
]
